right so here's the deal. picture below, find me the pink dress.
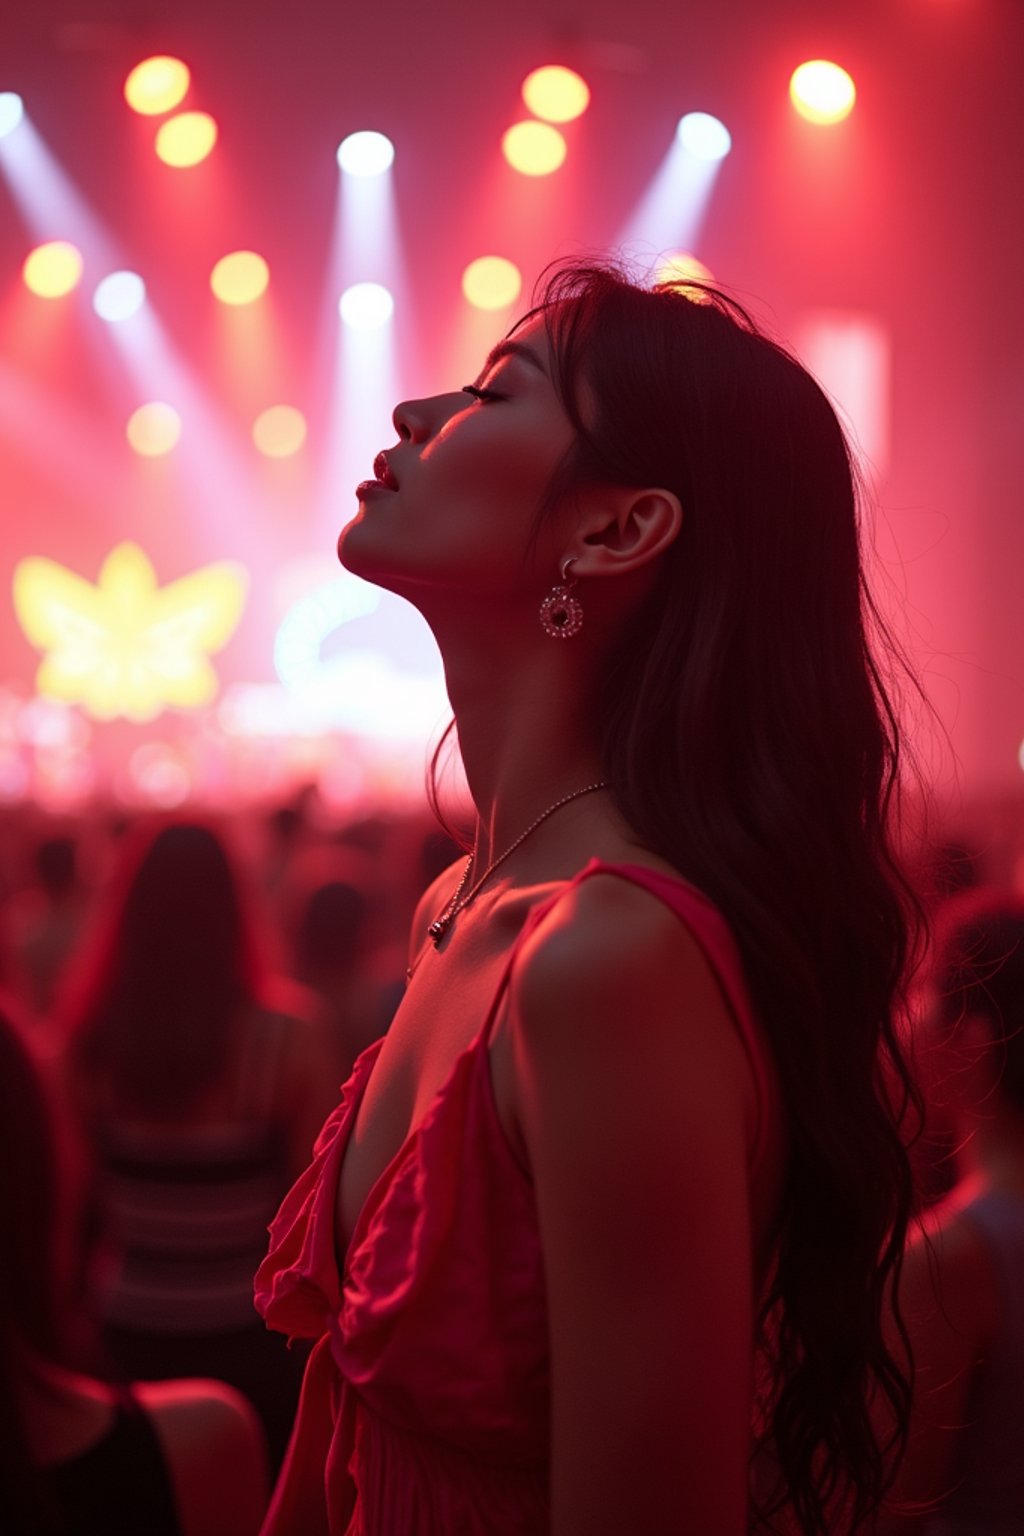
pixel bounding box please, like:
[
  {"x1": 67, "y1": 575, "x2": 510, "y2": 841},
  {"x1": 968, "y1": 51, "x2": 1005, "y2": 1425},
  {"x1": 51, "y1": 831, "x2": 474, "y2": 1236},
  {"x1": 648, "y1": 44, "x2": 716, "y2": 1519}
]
[{"x1": 254, "y1": 860, "x2": 781, "y2": 1535}]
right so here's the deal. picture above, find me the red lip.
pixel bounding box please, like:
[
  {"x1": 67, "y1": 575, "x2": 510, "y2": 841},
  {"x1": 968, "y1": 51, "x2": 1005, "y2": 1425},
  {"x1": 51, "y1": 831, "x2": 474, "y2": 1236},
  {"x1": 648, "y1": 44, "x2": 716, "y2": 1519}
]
[{"x1": 372, "y1": 451, "x2": 399, "y2": 489}]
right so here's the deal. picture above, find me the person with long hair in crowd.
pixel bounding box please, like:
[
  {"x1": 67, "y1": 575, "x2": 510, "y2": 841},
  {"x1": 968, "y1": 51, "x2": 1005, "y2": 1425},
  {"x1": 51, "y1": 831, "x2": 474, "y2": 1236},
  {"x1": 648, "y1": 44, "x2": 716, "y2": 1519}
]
[
  {"x1": 0, "y1": 997, "x2": 269, "y2": 1535},
  {"x1": 254, "y1": 259, "x2": 924, "y2": 1534},
  {"x1": 60, "y1": 818, "x2": 336, "y2": 1470},
  {"x1": 876, "y1": 888, "x2": 1024, "y2": 1534}
]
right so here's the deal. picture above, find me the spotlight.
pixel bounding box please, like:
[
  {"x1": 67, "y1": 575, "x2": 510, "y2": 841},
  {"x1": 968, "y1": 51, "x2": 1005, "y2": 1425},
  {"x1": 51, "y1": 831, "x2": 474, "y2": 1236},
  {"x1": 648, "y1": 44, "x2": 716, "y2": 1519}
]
[
  {"x1": 126, "y1": 402, "x2": 181, "y2": 456},
  {"x1": 790, "y1": 61, "x2": 856, "y2": 124},
  {"x1": 339, "y1": 282, "x2": 394, "y2": 330},
  {"x1": 155, "y1": 111, "x2": 217, "y2": 168},
  {"x1": 337, "y1": 131, "x2": 395, "y2": 177},
  {"x1": 677, "y1": 113, "x2": 732, "y2": 162},
  {"x1": 653, "y1": 251, "x2": 715, "y2": 293},
  {"x1": 93, "y1": 271, "x2": 146, "y2": 322},
  {"x1": 124, "y1": 57, "x2": 190, "y2": 116},
  {"x1": 462, "y1": 256, "x2": 522, "y2": 311},
  {"x1": 0, "y1": 92, "x2": 24, "y2": 140},
  {"x1": 23, "y1": 241, "x2": 83, "y2": 298},
  {"x1": 253, "y1": 406, "x2": 307, "y2": 458},
  {"x1": 210, "y1": 251, "x2": 269, "y2": 305},
  {"x1": 521, "y1": 66, "x2": 590, "y2": 123},
  {"x1": 501, "y1": 121, "x2": 567, "y2": 176}
]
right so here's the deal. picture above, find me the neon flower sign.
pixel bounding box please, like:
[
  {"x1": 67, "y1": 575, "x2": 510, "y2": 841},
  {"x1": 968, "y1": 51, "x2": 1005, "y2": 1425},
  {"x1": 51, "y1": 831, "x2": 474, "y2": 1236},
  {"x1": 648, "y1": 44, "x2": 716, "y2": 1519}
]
[{"x1": 13, "y1": 542, "x2": 247, "y2": 721}]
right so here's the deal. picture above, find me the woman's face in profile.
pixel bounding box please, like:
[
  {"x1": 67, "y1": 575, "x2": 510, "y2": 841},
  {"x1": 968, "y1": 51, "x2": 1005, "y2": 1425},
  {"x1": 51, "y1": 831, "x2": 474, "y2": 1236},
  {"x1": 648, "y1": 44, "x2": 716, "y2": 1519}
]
[{"x1": 338, "y1": 313, "x2": 578, "y2": 611}]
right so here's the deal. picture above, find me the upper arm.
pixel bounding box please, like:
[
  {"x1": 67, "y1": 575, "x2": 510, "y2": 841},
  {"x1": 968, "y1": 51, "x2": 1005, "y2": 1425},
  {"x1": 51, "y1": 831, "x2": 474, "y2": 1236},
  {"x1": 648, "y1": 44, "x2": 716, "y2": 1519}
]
[
  {"x1": 509, "y1": 878, "x2": 757, "y2": 1536},
  {"x1": 139, "y1": 1378, "x2": 270, "y2": 1536},
  {"x1": 875, "y1": 1212, "x2": 996, "y2": 1532}
]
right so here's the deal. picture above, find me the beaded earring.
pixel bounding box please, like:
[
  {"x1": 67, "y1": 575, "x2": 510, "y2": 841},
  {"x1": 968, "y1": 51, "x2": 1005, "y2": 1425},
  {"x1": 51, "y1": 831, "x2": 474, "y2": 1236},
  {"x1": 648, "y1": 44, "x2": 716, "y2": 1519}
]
[{"x1": 538, "y1": 557, "x2": 584, "y2": 639}]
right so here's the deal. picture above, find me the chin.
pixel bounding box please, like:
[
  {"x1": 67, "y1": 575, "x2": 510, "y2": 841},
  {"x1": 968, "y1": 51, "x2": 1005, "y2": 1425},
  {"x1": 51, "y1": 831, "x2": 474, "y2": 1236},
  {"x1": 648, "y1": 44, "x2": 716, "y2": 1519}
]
[
  {"x1": 336, "y1": 513, "x2": 371, "y2": 573},
  {"x1": 336, "y1": 517, "x2": 405, "y2": 596}
]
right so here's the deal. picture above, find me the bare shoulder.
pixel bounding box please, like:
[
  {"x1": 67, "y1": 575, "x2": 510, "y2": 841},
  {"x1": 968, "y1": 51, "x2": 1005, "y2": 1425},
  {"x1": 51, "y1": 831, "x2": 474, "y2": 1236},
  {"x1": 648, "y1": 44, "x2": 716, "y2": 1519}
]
[
  {"x1": 524, "y1": 864, "x2": 690, "y2": 957},
  {"x1": 137, "y1": 1379, "x2": 269, "y2": 1536},
  {"x1": 902, "y1": 1197, "x2": 1001, "y2": 1348},
  {"x1": 512, "y1": 867, "x2": 734, "y2": 1043},
  {"x1": 508, "y1": 869, "x2": 758, "y2": 1156}
]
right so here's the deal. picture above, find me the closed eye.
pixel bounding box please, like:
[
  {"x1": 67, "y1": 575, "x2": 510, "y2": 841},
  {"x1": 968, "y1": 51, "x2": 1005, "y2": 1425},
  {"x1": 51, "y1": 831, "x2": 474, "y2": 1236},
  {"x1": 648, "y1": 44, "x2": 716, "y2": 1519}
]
[{"x1": 461, "y1": 384, "x2": 503, "y2": 403}]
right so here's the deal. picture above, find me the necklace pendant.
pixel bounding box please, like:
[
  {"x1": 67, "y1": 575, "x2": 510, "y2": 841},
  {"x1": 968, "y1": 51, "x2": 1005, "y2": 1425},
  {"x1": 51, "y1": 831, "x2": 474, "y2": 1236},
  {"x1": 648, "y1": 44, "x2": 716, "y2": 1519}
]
[{"x1": 428, "y1": 914, "x2": 451, "y2": 946}]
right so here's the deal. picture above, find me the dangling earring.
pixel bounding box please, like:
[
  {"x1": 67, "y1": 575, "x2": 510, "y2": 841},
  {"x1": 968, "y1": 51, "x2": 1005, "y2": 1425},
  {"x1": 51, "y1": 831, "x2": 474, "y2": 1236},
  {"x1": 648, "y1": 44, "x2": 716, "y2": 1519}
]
[{"x1": 539, "y1": 557, "x2": 584, "y2": 639}]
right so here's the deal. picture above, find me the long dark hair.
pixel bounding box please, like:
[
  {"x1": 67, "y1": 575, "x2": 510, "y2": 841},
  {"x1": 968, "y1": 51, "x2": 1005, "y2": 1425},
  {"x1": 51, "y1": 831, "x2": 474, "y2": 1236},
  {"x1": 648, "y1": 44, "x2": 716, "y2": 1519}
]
[
  {"x1": 434, "y1": 260, "x2": 926, "y2": 1531},
  {"x1": 64, "y1": 819, "x2": 260, "y2": 1117}
]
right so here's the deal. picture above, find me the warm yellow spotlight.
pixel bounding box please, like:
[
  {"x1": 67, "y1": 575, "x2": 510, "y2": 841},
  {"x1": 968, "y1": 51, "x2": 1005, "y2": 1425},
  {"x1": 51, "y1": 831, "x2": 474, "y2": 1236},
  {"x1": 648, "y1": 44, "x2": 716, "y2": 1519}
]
[
  {"x1": 124, "y1": 56, "x2": 191, "y2": 115},
  {"x1": 462, "y1": 256, "x2": 523, "y2": 311},
  {"x1": 210, "y1": 251, "x2": 270, "y2": 305},
  {"x1": 155, "y1": 111, "x2": 218, "y2": 167},
  {"x1": 521, "y1": 65, "x2": 590, "y2": 123},
  {"x1": 253, "y1": 405, "x2": 307, "y2": 458},
  {"x1": 13, "y1": 542, "x2": 247, "y2": 721},
  {"x1": 654, "y1": 251, "x2": 716, "y2": 296},
  {"x1": 501, "y1": 121, "x2": 567, "y2": 176},
  {"x1": 126, "y1": 402, "x2": 182, "y2": 457},
  {"x1": 23, "y1": 241, "x2": 84, "y2": 299},
  {"x1": 790, "y1": 60, "x2": 856, "y2": 125}
]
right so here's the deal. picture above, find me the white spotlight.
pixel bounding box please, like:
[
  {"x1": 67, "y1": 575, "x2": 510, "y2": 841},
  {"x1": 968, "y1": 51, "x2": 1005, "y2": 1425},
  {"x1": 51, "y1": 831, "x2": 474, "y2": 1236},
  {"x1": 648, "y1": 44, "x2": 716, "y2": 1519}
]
[
  {"x1": 677, "y1": 112, "x2": 732, "y2": 162},
  {"x1": 93, "y1": 270, "x2": 146, "y2": 322},
  {"x1": 0, "y1": 92, "x2": 24, "y2": 140},
  {"x1": 339, "y1": 282, "x2": 394, "y2": 330},
  {"x1": 337, "y1": 131, "x2": 395, "y2": 177}
]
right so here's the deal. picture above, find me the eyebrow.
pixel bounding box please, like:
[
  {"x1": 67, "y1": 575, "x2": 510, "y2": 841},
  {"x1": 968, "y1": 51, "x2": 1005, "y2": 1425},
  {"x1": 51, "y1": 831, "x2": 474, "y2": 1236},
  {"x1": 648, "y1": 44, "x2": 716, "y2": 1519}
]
[{"x1": 481, "y1": 339, "x2": 547, "y2": 375}]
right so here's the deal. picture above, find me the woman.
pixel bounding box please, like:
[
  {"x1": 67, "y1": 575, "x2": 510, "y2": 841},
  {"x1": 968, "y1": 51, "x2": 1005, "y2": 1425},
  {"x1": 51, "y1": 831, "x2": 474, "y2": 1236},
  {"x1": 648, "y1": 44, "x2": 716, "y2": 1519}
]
[
  {"x1": 0, "y1": 997, "x2": 269, "y2": 1536},
  {"x1": 61, "y1": 818, "x2": 337, "y2": 1469},
  {"x1": 255, "y1": 261, "x2": 922, "y2": 1533}
]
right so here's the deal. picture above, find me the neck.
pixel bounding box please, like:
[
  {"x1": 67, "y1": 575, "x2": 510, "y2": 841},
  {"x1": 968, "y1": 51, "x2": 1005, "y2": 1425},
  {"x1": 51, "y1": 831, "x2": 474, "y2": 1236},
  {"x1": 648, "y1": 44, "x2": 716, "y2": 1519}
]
[{"x1": 437, "y1": 621, "x2": 606, "y2": 869}]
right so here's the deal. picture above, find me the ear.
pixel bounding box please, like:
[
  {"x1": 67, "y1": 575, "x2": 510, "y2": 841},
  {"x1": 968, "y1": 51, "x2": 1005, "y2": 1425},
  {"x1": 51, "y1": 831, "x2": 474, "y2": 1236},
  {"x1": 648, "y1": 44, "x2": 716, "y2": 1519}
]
[{"x1": 571, "y1": 487, "x2": 683, "y2": 579}]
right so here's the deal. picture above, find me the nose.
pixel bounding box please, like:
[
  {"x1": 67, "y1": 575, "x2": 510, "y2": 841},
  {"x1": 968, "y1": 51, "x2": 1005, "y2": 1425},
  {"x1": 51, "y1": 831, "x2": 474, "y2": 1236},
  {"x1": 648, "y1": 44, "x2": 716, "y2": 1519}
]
[{"x1": 392, "y1": 397, "x2": 432, "y2": 444}]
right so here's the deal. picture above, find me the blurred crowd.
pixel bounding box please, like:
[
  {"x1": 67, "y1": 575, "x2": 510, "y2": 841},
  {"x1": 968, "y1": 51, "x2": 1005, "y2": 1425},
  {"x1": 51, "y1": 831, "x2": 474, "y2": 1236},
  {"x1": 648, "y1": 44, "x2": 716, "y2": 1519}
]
[
  {"x1": 0, "y1": 792, "x2": 460, "y2": 1534},
  {"x1": 0, "y1": 791, "x2": 1022, "y2": 1532}
]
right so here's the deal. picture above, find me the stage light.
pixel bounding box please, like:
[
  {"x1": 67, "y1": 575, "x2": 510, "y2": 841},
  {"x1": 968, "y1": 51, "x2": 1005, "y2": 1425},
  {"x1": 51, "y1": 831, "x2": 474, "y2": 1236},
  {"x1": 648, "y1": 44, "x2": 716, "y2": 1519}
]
[
  {"x1": 93, "y1": 270, "x2": 146, "y2": 322},
  {"x1": 23, "y1": 240, "x2": 83, "y2": 298},
  {"x1": 654, "y1": 250, "x2": 715, "y2": 294},
  {"x1": 124, "y1": 56, "x2": 191, "y2": 116},
  {"x1": 0, "y1": 92, "x2": 24, "y2": 139},
  {"x1": 461, "y1": 256, "x2": 522, "y2": 311},
  {"x1": 13, "y1": 542, "x2": 247, "y2": 721},
  {"x1": 155, "y1": 111, "x2": 217, "y2": 168},
  {"x1": 677, "y1": 112, "x2": 732, "y2": 162},
  {"x1": 337, "y1": 131, "x2": 395, "y2": 177},
  {"x1": 126, "y1": 402, "x2": 181, "y2": 456},
  {"x1": 210, "y1": 250, "x2": 269, "y2": 305},
  {"x1": 790, "y1": 60, "x2": 856, "y2": 124},
  {"x1": 339, "y1": 282, "x2": 394, "y2": 330},
  {"x1": 501, "y1": 121, "x2": 567, "y2": 176},
  {"x1": 253, "y1": 405, "x2": 307, "y2": 458},
  {"x1": 521, "y1": 65, "x2": 590, "y2": 123}
]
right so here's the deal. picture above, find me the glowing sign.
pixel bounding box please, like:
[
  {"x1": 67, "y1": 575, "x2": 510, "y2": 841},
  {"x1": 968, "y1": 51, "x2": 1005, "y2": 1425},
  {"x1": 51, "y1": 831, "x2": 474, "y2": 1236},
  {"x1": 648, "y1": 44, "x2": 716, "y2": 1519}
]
[{"x1": 13, "y1": 542, "x2": 247, "y2": 721}]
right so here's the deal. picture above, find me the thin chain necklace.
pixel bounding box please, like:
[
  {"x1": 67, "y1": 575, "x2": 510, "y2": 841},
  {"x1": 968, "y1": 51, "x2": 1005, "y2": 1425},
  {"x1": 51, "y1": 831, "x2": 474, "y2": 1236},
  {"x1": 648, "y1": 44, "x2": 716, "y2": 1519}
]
[{"x1": 405, "y1": 781, "x2": 608, "y2": 979}]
